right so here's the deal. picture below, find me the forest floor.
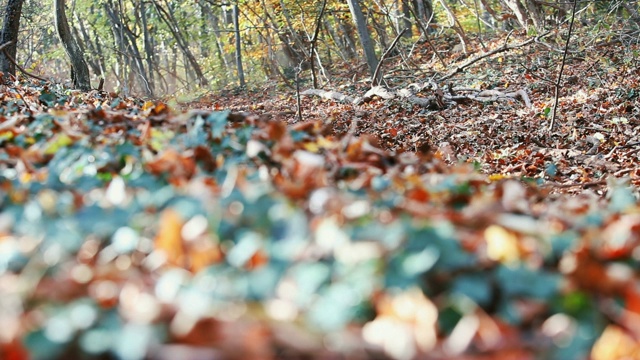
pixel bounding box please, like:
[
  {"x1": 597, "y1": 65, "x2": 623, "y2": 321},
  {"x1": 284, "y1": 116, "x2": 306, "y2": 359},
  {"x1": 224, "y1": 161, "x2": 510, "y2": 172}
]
[
  {"x1": 188, "y1": 27, "x2": 640, "y2": 194},
  {"x1": 1, "y1": 26, "x2": 640, "y2": 360}
]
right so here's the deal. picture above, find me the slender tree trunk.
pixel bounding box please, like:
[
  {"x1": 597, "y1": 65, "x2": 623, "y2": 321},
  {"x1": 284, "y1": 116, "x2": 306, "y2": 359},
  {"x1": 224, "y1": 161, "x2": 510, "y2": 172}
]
[
  {"x1": 74, "y1": 12, "x2": 102, "y2": 77},
  {"x1": 501, "y1": 0, "x2": 530, "y2": 29},
  {"x1": 212, "y1": 12, "x2": 231, "y2": 78},
  {"x1": 140, "y1": 1, "x2": 156, "y2": 95},
  {"x1": 203, "y1": 4, "x2": 231, "y2": 82},
  {"x1": 54, "y1": 0, "x2": 91, "y2": 90},
  {"x1": 399, "y1": 0, "x2": 413, "y2": 37},
  {"x1": 323, "y1": 18, "x2": 350, "y2": 63},
  {"x1": 523, "y1": 0, "x2": 544, "y2": 30},
  {"x1": 152, "y1": 0, "x2": 208, "y2": 87},
  {"x1": 334, "y1": 12, "x2": 358, "y2": 59},
  {"x1": 437, "y1": 0, "x2": 470, "y2": 53},
  {"x1": 0, "y1": 0, "x2": 25, "y2": 79},
  {"x1": 114, "y1": 1, "x2": 152, "y2": 96},
  {"x1": 279, "y1": 0, "x2": 309, "y2": 61},
  {"x1": 104, "y1": 1, "x2": 128, "y2": 92},
  {"x1": 233, "y1": 4, "x2": 245, "y2": 87},
  {"x1": 346, "y1": 0, "x2": 379, "y2": 81}
]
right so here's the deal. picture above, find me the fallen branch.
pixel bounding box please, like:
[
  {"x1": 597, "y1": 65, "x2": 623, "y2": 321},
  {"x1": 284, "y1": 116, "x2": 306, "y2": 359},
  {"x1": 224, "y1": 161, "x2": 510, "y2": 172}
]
[
  {"x1": 471, "y1": 88, "x2": 532, "y2": 108},
  {"x1": 303, "y1": 82, "x2": 532, "y2": 109},
  {"x1": 301, "y1": 89, "x2": 359, "y2": 104},
  {"x1": 544, "y1": 180, "x2": 607, "y2": 189}
]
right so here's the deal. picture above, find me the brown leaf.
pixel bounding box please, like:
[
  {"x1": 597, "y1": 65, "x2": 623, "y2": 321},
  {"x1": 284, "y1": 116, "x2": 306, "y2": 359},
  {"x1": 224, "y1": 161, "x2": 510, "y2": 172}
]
[{"x1": 145, "y1": 149, "x2": 196, "y2": 184}]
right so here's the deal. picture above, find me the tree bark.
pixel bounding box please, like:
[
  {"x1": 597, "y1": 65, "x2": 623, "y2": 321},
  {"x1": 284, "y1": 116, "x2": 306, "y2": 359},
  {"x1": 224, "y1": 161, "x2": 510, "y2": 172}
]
[
  {"x1": 105, "y1": 0, "x2": 151, "y2": 96},
  {"x1": 140, "y1": 1, "x2": 156, "y2": 95},
  {"x1": 0, "y1": 0, "x2": 25, "y2": 79},
  {"x1": 346, "y1": 0, "x2": 379, "y2": 82},
  {"x1": 152, "y1": 0, "x2": 208, "y2": 87},
  {"x1": 501, "y1": 0, "x2": 530, "y2": 29},
  {"x1": 233, "y1": 4, "x2": 245, "y2": 87},
  {"x1": 399, "y1": 0, "x2": 413, "y2": 37},
  {"x1": 54, "y1": 0, "x2": 91, "y2": 90},
  {"x1": 74, "y1": 11, "x2": 103, "y2": 77}
]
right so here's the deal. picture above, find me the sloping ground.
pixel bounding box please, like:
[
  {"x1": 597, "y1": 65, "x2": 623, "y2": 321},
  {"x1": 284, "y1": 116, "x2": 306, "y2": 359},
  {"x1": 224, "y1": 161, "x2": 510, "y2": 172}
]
[
  {"x1": 0, "y1": 29, "x2": 639, "y2": 360},
  {"x1": 196, "y1": 28, "x2": 640, "y2": 193}
]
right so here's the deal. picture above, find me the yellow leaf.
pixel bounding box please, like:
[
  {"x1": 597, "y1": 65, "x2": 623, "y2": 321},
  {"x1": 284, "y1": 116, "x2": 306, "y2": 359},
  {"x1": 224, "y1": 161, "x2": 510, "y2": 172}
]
[
  {"x1": 0, "y1": 130, "x2": 14, "y2": 141},
  {"x1": 303, "y1": 141, "x2": 320, "y2": 153},
  {"x1": 488, "y1": 174, "x2": 508, "y2": 181},
  {"x1": 316, "y1": 136, "x2": 338, "y2": 150},
  {"x1": 592, "y1": 325, "x2": 640, "y2": 360},
  {"x1": 142, "y1": 100, "x2": 155, "y2": 111},
  {"x1": 485, "y1": 225, "x2": 520, "y2": 263},
  {"x1": 44, "y1": 134, "x2": 73, "y2": 155}
]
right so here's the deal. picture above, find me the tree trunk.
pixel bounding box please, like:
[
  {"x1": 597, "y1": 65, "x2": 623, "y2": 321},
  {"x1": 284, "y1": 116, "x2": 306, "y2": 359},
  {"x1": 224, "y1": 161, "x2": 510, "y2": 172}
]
[
  {"x1": 346, "y1": 0, "x2": 379, "y2": 82},
  {"x1": 322, "y1": 18, "x2": 350, "y2": 63},
  {"x1": 140, "y1": 1, "x2": 156, "y2": 95},
  {"x1": 399, "y1": 0, "x2": 413, "y2": 37},
  {"x1": 152, "y1": 0, "x2": 208, "y2": 87},
  {"x1": 501, "y1": 0, "x2": 530, "y2": 29},
  {"x1": 54, "y1": 0, "x2": 91, "y2": 90},
  {"x1": 0, "y1": 0, "x2": 25, "y2": 79},
  {"x1": 74, "y1": 11, "x2": 103, "y2": 77},
  {"x1": 523, "y1": 0, "x2": 544, "y2": 30},
  {"x1": 210, "y1": 8, "x2": 231, "y2": 80},
  {"x1": 233, "y1": 4, "x2": 245, "y2": 87},
  {"x1": 113, "y1": 0, "x2": 152, "y2": 97},
  {"x1": 334, "y1": 12, "x2": 358, "y2": 59}
]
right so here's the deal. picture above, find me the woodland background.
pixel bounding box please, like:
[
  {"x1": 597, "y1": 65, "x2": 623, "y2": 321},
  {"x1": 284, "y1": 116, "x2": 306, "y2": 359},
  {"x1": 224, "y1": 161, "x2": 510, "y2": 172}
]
[
  {"x1": 0, "y1": 0, "x2": 640, "y2": 359},
  {"x1": 3, "y1": 0, "x2": 636, "y2": 96}
]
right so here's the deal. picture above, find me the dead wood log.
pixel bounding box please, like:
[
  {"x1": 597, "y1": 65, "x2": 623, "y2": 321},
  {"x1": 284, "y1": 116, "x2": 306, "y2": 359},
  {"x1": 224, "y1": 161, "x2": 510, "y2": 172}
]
[
  {"x1": 302, "y1": 83, "x2": 531, "y2": 110},
  {"x1": 301, "y1": 89, "x2": 359, "y2": 104}
]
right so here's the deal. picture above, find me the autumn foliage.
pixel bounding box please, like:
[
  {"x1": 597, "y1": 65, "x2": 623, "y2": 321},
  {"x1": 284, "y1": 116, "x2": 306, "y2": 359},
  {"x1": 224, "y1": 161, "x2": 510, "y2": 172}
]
[{"x1": 0, "y1": 27, "x2": 639, "y2": 360}]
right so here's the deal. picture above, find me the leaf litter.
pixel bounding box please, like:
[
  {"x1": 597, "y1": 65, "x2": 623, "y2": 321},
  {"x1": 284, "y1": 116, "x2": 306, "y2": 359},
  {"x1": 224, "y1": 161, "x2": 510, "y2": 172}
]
[{"x1": 0, "y1": 30, "x2": 639, "y2": 359}]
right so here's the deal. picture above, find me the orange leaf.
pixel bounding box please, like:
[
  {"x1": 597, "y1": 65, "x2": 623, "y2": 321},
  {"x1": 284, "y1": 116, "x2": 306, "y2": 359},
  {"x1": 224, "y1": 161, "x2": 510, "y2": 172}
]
[{"x1": 154, "y1": 209, "x2": 185, "y2": 268}]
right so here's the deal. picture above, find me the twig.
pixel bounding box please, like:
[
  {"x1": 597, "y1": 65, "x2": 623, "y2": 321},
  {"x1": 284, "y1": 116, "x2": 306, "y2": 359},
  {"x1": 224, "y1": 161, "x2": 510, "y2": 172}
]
[
  {"x1": 613, "y1": 168, "x2": 636, "y2": 177},
  {"x1": 371, "y1": 28, "x2": 407, "y2": 87},
  {"x1": 548, "y1": 0, "x2": 579, "y2": 131},
  {"x1": 544, "y1": 180, "x2": 607, "y2": 189},
  {"x1": 0, "y1": 41, "x2": 13, "y2": 52},
  {"x1": 295, "y1": 62, "x2": 303, "y2": 122},
  {"x1": 0, "y1": 41, "x2": 49, "y2": 83},
  {"x1": 519, "y1": 62, "x2": 554, "y2": 84},
  {"x1": 439, "y1": 31, "x2": 550, "y2": 81},
  {"x1": 341, "y1": 117, "x2": 359, "y2": 152},
  {"x1": 309, "y1": 0, "x2": 327, "y2": 89},
  {"x1": 407, "y1": 6, "x2": 447, "y2": 69}
]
